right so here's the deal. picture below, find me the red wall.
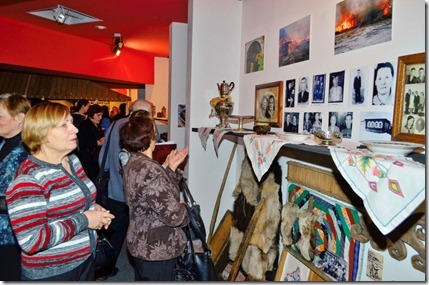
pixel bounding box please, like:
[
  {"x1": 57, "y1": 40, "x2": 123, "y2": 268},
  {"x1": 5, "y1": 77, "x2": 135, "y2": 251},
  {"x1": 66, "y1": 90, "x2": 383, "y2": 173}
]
[{"x1": 0, "y1": 16, "x2": 154, "y2": 85}]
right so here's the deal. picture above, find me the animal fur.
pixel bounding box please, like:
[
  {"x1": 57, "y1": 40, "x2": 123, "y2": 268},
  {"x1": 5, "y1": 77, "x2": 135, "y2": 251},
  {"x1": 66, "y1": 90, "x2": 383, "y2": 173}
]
[
  {"x1": 228, "y1": 156, "x2": 282, "y2": 281},
  {"x1": 249, "y1": 173, "x2": 281, "y2": 253},
  {"x1": 280, "y1": 202, "x2": 299, "y2": 246},
  {"x1": 295, "y1": 210, "x2": 317, "y2": 261}
]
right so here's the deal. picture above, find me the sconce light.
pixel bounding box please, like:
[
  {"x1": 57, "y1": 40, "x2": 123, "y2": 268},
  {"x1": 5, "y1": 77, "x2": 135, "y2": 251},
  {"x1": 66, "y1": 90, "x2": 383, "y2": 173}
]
[
  {"x1": 53, "y1": 5, "x2": 67, "y2": 24},
  {"x1": 113, "y1": 33, "x2": 124, "y2": 56}
]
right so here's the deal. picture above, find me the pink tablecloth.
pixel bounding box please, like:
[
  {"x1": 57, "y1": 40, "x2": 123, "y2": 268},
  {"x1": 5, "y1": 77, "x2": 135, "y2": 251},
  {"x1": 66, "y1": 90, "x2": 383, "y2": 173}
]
[{"x1": 330, "y1": 146, "x2": 425, "y2": 235}]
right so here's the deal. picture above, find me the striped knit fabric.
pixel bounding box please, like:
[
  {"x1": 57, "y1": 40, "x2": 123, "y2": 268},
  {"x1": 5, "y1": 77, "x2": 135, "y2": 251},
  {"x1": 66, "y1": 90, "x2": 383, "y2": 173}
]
[{"x1": 6, "y1": 154, "x2": 97, "y2": 280}]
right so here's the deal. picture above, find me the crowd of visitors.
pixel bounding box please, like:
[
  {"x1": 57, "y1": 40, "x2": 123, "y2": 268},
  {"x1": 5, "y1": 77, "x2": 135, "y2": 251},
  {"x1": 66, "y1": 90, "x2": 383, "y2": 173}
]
[{"x1": 0, "y1": 94, "x2": 189, "y2": 281}]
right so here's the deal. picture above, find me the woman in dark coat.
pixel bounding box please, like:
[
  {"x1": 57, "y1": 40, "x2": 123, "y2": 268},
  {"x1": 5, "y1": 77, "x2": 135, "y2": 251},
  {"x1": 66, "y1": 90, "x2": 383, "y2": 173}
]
[{"x1": 77, "y1": 104, "x2": 105, "y2": 183}]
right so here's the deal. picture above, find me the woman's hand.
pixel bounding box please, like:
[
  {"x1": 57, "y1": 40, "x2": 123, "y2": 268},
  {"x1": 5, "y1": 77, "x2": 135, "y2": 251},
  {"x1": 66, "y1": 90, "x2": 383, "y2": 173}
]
[
  {"x1": 164, "y1": 146, "x2": 189, "y2": 172},
  {"x1": 84, "y1": 209, "x2": 115, "y2": 230}
]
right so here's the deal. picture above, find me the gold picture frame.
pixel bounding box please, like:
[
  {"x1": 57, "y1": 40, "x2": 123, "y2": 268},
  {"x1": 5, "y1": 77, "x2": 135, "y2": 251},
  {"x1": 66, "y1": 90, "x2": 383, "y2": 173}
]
[
  {"x1": 392, "y1": 52, "x2": 425, "y2": 143},
  {"x1": 254, "y1": 81, "x2": 283, "y2": 127}
]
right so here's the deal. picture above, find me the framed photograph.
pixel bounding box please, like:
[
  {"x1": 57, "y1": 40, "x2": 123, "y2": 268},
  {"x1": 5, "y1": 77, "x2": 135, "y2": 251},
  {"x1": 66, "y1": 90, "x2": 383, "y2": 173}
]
[
  {"x1": 255, "y1": 81, "x2": 283, "y2": 127},
  {"x1": 245, "y1": 36, "x2": 264, "y2": 74},
  {"x1": 392, "y1": 52, "x2": 425, "y2": 143}
]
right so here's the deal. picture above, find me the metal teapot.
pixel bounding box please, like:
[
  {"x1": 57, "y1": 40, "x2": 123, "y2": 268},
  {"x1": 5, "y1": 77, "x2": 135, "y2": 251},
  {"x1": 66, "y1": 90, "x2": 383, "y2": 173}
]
[{"x1": 217, "y1": 80, "x2": 235, "y2": 97}]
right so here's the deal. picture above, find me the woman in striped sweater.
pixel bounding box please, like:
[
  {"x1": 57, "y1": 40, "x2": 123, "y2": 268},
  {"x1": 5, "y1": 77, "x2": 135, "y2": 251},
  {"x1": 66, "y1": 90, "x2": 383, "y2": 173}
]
[{"x1": 6, "y1": 102, "x2": 115, "y2": 281}]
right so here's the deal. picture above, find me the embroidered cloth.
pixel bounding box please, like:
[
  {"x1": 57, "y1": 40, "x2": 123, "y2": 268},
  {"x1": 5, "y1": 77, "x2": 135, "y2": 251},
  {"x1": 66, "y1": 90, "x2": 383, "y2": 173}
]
[
  {"x1": 243, "y1": 134, "x2": 318, "y2": 181},
  {"x1": 329, "y1": 146, "x2": 425, "y2": 235}
]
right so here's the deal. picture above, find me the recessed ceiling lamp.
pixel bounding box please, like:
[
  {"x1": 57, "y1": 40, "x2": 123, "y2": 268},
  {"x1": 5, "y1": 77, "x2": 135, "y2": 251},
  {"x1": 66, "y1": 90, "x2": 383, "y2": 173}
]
[
  {"x1": 28, "y1": 5, "x2": 101, "y2": 25},
  {"x1": 53, "y1": 5, "x2": 67, "y2": 24},
  {"x1": 113, "y1": 33, "x2": 124, "y2": 56}
]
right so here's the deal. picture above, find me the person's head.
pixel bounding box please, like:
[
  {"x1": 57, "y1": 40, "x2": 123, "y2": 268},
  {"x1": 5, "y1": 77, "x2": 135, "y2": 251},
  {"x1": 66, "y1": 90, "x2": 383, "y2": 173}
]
[
  {"x1": 406, "y1": 115, "x2": 415, "y2": 128},
  {"x1": 300, "y1": 77, "x2": 307, "y2": 91},
  {"x1": 345, "y1": 113, "x2": 352, "y2": 128},
  {"x1": 76, "y1": 99, "x2": 90, "y2": 114},
  {"x1": 119, "y1": 103, "x2": 127, "y2": 115},
  {"x1": 268, "y1": 94, "x2": 275, "y2": 111},
  {"x1": 101, "y1": 105, "x2": 110, "y2": 118},
  {"x1": 315, "y1": 112, "x2": 320, "y2": 121},
  {"x1": 356, "y1": 69, "x2": 361, "y2": 76},
  {"x1": 292, "y1": 115, "x2": 297, "y2": 124},
  {"x1": 419, "y1": 67, "x2": 424, "y2": 77},
  {"x1": 0, "y1": 93, "x2": 31, "y2": 139},
  {"x1": 110, "y1": 106, "x2": 119, "y2": 118},
  {"x1": 332, "y1": 75, "x2": 339, "y2": 86},
  {"x1": 410, "y1": 67, "x2": 417, "y2": 76},
  {"x1": 86, "y1": 104, "x2": 104, "y2": 125},
  {"x1": 374, "y1": 62, "x2": 394, "y2": 96},
  {"x1": 130, "y1": 109, "x2": 151, "y2": 120},
  {"x1": 130, "y1": 99, "x2": 153, "y2": 116},
  {"x1": 286, "y1": 113, "x2": 291, "y2": 123},
  {"x1": 305, "y1": 112, "x2": 310, "y2": 120},
  {"x1": 261, "y1": 96, "x2": 268, "y2": 111},
  {"x1": 22, "y1": 102, "x2": 78, "y2": 155},
  {"x1": 330, "y1": 114, "x2": 337, "y2": 125},
  {"x1": 416, "y1": 117, "x2": 425, "y2": 132},
  {"x1": 120, "y1": 116, "x2": 155, "y2": 153}
]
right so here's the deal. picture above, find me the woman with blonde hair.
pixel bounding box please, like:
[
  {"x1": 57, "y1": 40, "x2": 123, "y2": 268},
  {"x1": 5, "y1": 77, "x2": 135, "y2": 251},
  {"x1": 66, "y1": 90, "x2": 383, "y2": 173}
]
[
  {"x1": 0, "y1": 93, "x2": 31, "y2": 281},
  {"x1": 6, "y1": 102, "x2": 114, "y2": 281}
]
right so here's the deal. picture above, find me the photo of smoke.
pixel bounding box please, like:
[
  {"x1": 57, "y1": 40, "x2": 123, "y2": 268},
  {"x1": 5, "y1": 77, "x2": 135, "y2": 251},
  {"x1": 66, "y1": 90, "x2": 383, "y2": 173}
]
[
  {"x1": 335, "y1": 0, "x2": 392, "y2": 54},
  {"x1": 279, "y1": 15, "x2": 311, "y2": 67}
]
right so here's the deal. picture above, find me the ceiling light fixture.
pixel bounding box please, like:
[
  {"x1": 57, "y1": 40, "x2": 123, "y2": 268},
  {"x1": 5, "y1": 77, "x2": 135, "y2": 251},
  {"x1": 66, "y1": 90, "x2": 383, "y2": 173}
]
[
  {"x1": 52, "y1": 5, "x2": 67, "y2": 24},
  {"x1": 113, "y1": 33, "x2": 124, "y2": 56}
]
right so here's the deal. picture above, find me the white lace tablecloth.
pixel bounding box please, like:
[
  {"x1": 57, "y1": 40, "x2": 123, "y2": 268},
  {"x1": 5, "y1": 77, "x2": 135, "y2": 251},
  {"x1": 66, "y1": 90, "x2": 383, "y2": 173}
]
[{"x1": 330, "y1": 146, "x2": 425, "y2": 235}]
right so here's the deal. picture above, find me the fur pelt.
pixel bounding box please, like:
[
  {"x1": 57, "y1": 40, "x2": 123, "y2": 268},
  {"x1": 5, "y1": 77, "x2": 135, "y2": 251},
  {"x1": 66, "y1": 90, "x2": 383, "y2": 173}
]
[
  {"x1": 228, "y1": 156, "x2": 282, "y2": 281},
  {"x1": 280, "y1": 202, "x2": 300, "y2": 246},
  {"x1": 249, "y1": 172, "x2": 281, "y2": 254},
  {"x1": 295, "y1": 210, "x2": 317, "y2": 261}
]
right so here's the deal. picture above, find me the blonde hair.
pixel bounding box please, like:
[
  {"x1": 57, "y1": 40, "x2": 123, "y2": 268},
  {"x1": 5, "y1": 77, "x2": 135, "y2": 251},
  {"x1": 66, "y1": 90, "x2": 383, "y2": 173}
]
[
  {"x1": 0, "y1": 93, "x2": 31, "y2": 117},
  {"x1": 22, "y1": 102, "x2": 69, "y2": 154}
]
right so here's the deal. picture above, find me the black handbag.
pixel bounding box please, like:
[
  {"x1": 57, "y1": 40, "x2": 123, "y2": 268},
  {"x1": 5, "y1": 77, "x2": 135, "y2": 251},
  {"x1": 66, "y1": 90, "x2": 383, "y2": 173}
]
[
  {"x1": 95, "y1": 230, "x2": 115, "y2": 270},
  {"x1": 176, "y1": 178, "x2": 218, "y2": 281},
  {"x1": 177, "y1": 227, "x2": 218, "y2": 281},
  {"x1": 94, "y1": 121, "x2": 116, "y2": 208},
  {"x1": 179, "y1": 178, "x2": 207, "y2": 241}
]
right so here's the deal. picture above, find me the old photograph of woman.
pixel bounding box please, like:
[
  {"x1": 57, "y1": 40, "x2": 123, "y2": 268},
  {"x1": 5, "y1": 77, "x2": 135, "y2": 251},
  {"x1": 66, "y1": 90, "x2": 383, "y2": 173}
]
[
  {"x1": 120, "y1": 115, "x2": 189, "y2": 281},
  {"x1": 6, "y1": 102, "x2": 114, "y2": 281},
  {"x1": 372, "y1": 62, "x2": 395, "y2": 106},
  {"x1": 0, "y1": 93, "x2": 30, "y2": 281}
]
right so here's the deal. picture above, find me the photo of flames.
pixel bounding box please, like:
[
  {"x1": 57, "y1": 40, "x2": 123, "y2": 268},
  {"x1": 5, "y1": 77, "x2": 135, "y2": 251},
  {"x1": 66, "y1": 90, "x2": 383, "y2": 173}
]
[
  {"x1": 279, "y1": 15, "x2": 311, "y2": 67},
  {"x1": 335, "y1": 0, "x2": 392, "y2": 55}
]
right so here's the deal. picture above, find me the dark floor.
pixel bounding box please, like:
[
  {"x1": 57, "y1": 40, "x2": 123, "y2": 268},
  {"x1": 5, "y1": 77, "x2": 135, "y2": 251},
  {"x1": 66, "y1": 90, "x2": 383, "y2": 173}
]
[{"x1": 103, "y1": 242, "x2": 134, "y2": 282}]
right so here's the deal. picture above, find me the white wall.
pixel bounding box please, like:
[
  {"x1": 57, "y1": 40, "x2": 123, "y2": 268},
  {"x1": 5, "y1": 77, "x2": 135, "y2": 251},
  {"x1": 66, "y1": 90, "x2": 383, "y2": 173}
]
[
  {"x1": 238, "y1": 0, "x2": 425, "y2": 140},
  {"x1": 186, "y1": 0, "x2": 243, "y2": 233},
  {"x1": 145, "y1": 57, "x2": 169, "y2": 118},
  {"x1": 169, "y1": 22, "x2": 187, "y2": 150}
]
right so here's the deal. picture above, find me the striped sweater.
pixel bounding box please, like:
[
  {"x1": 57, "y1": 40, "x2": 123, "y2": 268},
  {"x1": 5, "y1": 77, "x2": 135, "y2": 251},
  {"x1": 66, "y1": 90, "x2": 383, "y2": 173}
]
[{"x1": 6, "y1": 154, "x2": 97, "y2": 280}]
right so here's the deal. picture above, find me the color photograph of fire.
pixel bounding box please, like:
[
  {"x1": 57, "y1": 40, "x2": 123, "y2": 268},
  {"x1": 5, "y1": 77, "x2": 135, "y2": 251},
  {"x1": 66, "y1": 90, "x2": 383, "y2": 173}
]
[
  {"x1": 334, "y1": 0, "x2": 392, "y2": 55},
  {"x1": 279, "y1": 15, "x2": 311, "y2": 67}
]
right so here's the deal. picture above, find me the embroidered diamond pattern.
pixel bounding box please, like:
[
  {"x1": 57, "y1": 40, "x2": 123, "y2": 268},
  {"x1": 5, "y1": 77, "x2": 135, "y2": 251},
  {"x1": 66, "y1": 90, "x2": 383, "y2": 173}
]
[{"x1": 388, "y1": 179, "x2": 403, "y2": 197}]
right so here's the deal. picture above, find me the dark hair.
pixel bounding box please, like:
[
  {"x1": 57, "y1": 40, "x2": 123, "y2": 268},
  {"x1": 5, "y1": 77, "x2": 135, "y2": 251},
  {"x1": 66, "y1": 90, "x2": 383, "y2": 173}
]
[
  {"x1": 374, "y1": 62, "x2": 394, "y2": 79},
  {"x1": 101, "y1": 105, "x2": 110, "y2": 118},
  {"x1": 120, "y1": 116, "x2": 155, "y2": 152},
  {"x1": 130, "y1": 109, "x2": 151, "y2": 120},
  {"x1": 119, "y1": 103, "x2": 127, "y2": 114},
  {"x1": 76, "y1": 99, "x2": 89, "y2": 110},
  {"x1": 87, "y1": 104, "x2": 103, "y2": 118}
]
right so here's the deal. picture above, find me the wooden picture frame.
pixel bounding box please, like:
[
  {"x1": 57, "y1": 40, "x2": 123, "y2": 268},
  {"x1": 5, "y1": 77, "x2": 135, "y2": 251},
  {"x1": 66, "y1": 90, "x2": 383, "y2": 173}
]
[
  {"x1": 275, "y1": 248, "x2": 325, "y2": 281},
  {"x1": 255, "y1": 81, "x2": 283, "y2": 127},
  {"x1": 392, "y1": 52, "x2": 425, "y2": 143}
]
